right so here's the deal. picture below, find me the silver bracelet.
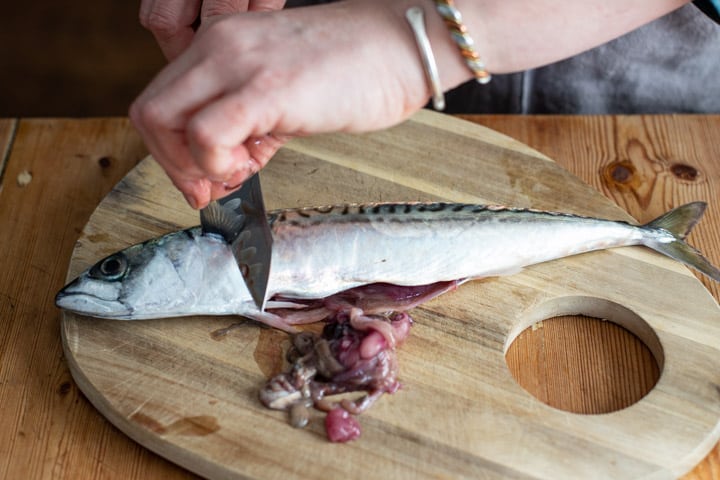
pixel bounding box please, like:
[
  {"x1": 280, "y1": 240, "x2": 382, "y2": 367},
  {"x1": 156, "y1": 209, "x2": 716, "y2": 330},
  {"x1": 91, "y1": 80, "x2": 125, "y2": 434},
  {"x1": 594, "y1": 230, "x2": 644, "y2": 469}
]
[{"x1": 405, "y1": 6, "x2": 446, "y2": 111}]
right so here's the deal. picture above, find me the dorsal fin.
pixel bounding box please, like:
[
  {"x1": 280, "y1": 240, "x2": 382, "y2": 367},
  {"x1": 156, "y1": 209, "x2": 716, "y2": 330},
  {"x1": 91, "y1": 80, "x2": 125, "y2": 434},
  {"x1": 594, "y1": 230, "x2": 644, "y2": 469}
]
[{"x1": 200, "y1": 200, "x2": 246, "y2": 243}]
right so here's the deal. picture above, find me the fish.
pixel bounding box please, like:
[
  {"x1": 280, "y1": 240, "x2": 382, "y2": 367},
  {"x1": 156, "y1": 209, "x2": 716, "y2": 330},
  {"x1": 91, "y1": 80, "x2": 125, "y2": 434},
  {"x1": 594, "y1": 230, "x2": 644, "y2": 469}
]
[{"x1": 56, "y1": 201, "x2": 720, "y2": 331}]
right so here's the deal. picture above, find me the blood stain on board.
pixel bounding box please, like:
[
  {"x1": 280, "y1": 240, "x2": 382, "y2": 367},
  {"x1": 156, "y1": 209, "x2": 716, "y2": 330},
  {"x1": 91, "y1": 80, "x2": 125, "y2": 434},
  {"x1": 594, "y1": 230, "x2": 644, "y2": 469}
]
[{"x1": 254, "y1": 327, "x2": 291, "y2": 378}]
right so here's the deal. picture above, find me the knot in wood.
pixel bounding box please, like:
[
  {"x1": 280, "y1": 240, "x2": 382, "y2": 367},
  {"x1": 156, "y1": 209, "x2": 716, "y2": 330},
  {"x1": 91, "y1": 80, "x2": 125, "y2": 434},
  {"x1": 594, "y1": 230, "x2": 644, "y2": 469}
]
[{"x1": 670, "y1": 163, "x2": 699, "y2": 181}]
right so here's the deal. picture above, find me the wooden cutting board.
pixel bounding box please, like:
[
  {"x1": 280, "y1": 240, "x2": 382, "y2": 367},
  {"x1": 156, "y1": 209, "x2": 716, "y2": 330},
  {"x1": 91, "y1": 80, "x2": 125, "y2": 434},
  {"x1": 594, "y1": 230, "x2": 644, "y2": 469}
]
[{"x1": 61, "y1": 110, "x2": 720, "y2": 479}]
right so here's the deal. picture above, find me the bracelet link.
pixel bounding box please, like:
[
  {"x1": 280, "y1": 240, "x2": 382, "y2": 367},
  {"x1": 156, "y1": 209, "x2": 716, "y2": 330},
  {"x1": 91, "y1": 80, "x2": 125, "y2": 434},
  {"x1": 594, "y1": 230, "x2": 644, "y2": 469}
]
[{"x1": 433, "y1": 0, "x2": 491, "y2": 85}]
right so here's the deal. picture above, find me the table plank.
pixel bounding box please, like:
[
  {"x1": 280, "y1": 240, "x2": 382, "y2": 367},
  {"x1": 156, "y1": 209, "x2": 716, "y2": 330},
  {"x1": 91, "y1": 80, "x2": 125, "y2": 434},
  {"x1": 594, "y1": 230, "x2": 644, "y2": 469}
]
[
  {"x1": 1, "y1": 115, "x2": 719, "y2": 479},
  {"x1": 0, "y1": 119, "x2": 18, "y2": 186},
  {"x1": 0, "y1": 118, "x2": 195, "y2": 479},
  {"x1": 465, "y1": 114, "x2": 720, "y2": 480}
]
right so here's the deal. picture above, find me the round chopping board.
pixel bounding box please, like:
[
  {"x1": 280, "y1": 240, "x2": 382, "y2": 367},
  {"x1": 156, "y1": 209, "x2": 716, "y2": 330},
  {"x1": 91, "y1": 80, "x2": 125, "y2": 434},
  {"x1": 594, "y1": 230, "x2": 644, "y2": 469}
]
[{"x1": 61, "y1": 110, "x2": 720, "y2": 479}]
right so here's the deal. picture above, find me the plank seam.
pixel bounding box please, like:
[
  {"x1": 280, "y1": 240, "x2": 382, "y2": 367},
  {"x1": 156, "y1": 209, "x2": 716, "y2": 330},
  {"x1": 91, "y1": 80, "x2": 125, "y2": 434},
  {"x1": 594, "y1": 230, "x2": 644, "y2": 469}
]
[{"x1": 0, "y1": 118, "x2": 20, "y2": 191}]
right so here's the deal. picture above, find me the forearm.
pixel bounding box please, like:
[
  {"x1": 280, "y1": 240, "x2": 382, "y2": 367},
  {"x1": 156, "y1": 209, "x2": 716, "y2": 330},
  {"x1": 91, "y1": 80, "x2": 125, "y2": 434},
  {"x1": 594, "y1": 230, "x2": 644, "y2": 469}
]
[{"x1": 375, "y1": 0, "x2": 691, "y2": 93}]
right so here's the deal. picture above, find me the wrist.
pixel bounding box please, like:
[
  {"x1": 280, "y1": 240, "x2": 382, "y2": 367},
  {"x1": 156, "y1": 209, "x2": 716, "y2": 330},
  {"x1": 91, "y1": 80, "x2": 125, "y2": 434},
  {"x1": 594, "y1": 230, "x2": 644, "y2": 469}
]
[{"x1": 364, "y1": 0, "x2": 482, "y2": 106}]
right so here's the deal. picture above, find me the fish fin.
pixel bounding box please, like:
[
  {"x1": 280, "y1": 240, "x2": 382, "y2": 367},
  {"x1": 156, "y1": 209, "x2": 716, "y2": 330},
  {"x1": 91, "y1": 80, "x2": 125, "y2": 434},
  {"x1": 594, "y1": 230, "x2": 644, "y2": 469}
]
[
  {"x1": 200, "y1": 201, "x2": 245, "y2": 243},
  {"x1": 644, "y1": 201, "x2": 706, "y2": 240},
  {"x1": 642, "y1": 202, "x2": 720, "y2": 282}
]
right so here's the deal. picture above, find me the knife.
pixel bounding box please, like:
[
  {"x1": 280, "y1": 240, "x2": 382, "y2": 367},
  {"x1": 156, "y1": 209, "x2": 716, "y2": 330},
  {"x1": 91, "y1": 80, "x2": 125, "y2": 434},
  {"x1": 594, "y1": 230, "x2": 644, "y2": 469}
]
[{"x1": 199, "y1": 173, "x2": 273, "y2": 311}]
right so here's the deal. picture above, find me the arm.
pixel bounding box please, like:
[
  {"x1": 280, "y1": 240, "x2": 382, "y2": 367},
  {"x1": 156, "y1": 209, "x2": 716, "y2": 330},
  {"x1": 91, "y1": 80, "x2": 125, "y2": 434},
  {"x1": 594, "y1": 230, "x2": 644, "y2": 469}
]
[
  {"x1": 130, "y1": 0, "x2": 691, "y2": 208},
  {"x1": 420, "y1": 0, "x2": 691, "y2": 84}
]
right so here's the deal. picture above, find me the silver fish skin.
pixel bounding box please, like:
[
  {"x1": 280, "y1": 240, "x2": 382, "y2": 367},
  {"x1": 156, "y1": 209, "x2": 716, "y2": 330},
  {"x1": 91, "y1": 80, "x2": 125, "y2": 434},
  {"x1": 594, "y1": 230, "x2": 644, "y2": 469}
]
[{"x1": 56, "y1": 202, "x2": 720, "y2": 330}]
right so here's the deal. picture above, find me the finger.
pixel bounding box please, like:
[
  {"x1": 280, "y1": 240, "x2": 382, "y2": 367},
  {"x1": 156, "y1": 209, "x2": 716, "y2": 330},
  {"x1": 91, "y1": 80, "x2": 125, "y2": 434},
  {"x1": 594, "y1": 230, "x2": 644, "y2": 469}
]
[
  {"x1": 207, "y1": 165, "x2": 252, "y2": 202},
  {"x1": 139, "y1": 0, "x2": 202, "y2": 60},
  {"x1": 157, "y1": 142, "x2": 216, "y2": 209},
  {"x1": 160, "y1": 145, "x2": 211, "y2": 209},
  {"x1": 248, "y1": 0, "x2": 287, "y2": 12},
  {"x1": 129, "y1": 56, "x2": 233, "y2": 188},
  {"x1": 132, "y1": 59, "x2": 227, "y2": 135},
  {"x1": 201, "y1": 0, "x2": 250, "y2": 19},
  {"x1": 174, "y1": 176, "x2": 212, "y2": 209},
  {"x1": 130, "y1": 108, "x2": 210, "y2": 209},
  {"x1": 182, "y1": 94, "x2": 268, "y2": 182},
  {"x1": 185, "y1": 77, "x2": 286, "y2": 178},
  {"x1": 244, "y1": 134, "x2": 291, "y2": 169},
  {"x1": 133, "y1": 68, "x2": 248, "y2": 184},
  {"x1": 130, "y1": 50, "x2": 242, "y2": 208},
  {"x1": 204, "y1": 133, "x2": 288, "y2": 192}
]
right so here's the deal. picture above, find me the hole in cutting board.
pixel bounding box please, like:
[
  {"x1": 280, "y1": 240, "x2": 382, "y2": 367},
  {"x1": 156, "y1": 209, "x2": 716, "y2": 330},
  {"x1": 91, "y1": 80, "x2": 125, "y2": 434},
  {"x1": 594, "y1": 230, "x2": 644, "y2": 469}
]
[{"x1": 504, "y1": 297, "x2": 662, "y2": 414}]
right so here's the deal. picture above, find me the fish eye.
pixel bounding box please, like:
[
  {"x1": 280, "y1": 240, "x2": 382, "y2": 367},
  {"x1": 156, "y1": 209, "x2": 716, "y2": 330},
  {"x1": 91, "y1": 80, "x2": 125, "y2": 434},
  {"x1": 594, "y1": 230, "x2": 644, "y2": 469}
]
[{"x1": 90, "y1": 253, "x2": 128, "y2": 281}]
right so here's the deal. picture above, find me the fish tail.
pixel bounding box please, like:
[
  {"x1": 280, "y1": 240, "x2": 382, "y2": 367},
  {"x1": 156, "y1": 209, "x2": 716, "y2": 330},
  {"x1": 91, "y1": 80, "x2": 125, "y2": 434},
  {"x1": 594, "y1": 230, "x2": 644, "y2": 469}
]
[{"x1": 641, "y1": 202, "x2": 720, "y2": 282}]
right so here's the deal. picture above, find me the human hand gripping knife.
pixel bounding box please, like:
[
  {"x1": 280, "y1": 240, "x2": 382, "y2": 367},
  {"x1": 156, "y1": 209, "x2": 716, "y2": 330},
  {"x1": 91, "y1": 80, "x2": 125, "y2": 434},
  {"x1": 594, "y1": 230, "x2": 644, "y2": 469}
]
[{"x1": 199, "y1": 173, "x2": 273, "y2": 311}]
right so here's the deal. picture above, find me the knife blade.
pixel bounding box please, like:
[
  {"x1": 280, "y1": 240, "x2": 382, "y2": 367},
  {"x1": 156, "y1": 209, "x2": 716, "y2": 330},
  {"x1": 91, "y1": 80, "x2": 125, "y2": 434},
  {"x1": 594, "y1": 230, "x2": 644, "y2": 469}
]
[{"x1": 199, "y1": 173, "x2": 273, "y2": 311}]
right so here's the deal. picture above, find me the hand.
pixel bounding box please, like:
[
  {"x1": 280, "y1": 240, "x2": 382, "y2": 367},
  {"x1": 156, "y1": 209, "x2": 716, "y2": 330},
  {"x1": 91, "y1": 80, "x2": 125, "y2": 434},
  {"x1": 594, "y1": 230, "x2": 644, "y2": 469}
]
[
  {"x1": 140, "y1": 0, "x2": 287, "y2": 60},
  {"x1": 130, "y1": 0, "x2": 434, "y2": 209}
]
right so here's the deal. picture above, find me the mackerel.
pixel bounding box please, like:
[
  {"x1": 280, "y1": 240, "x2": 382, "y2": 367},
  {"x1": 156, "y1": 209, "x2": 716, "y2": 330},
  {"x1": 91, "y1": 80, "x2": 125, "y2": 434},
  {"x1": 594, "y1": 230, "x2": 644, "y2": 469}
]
[{"x1": 56, "y1": 202, "x2": 720, "y2": 330}]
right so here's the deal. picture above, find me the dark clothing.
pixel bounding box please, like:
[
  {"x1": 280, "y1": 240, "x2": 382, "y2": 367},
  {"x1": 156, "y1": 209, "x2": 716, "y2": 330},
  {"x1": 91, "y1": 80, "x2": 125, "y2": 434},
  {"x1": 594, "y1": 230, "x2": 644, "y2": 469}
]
[{"x1": 443, "y1": 3, "x2": 720, "y2": 114}]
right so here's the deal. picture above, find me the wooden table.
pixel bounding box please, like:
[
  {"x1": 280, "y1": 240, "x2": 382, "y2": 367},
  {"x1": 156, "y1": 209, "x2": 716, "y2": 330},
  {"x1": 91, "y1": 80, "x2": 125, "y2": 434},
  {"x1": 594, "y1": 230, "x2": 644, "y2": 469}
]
[{"x1": 1, "y1": 115, "x2": 718, "y2": 479}]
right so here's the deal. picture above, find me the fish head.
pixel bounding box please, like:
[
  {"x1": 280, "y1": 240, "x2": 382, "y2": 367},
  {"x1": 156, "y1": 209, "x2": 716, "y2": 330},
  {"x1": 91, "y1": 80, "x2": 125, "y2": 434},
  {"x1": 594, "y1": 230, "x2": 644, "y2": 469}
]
[
  {"x1": 56, "y1": 248, "x2": 136, "y2": 319},
  {"x1": 55, "y1": 229, "x2": 246, "y2": 320}
]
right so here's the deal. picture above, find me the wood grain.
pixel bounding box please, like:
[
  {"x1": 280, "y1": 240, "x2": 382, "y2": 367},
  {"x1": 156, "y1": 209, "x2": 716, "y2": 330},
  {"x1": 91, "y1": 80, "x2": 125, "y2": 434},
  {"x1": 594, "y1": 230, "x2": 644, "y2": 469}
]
[
  {"x1": 0, "y1": 119, "x2": 194, "y2": 479},
  {"x1": 465, "y1": 115, "x2": 720, "y2": 479},
  {"x1": 0, "y1": 119, "x2": 18, "y2": 183},
  {"x1": 3, "y1": 114, "x2": 719, "y2": 480},
  {"x1": 60, "y1": 111, "x2": 720, "y2": 479},
  {"x1": 505, "y1": 316, "x2": 661, "y2": 414}
]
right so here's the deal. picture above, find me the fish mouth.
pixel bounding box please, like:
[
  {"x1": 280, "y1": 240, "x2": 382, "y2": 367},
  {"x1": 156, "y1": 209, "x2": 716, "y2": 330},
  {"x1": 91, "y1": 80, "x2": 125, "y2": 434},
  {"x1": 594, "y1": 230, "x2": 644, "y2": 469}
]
[{"x1": 55, "y1": 282, "x2": 133, "y2": 319}]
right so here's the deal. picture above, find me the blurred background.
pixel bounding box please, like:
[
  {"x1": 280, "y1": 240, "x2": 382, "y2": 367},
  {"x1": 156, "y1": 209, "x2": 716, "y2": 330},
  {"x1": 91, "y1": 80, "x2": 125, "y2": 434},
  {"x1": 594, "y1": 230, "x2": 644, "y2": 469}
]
[
  {"x1": 1, "y1": 2, "x2": 165, "y2": 116},
  {"x1": 0, "y1": 1, "x2": 324, "y2": 117},
  {"x1": 3, "y1": 2, "x2": 716, "y2": 117}
]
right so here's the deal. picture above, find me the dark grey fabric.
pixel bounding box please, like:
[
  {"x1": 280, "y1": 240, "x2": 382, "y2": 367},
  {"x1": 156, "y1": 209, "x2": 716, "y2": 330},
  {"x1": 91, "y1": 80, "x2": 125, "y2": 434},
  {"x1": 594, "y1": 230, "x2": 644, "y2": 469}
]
[{"x1": 444, "y1": 4, "x2": 720, "y2": 114}]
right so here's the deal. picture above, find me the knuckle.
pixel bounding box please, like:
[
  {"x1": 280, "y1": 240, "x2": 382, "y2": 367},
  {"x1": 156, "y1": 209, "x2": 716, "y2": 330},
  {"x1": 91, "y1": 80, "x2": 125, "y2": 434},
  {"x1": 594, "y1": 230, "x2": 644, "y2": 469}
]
[
  {"x1": 204, "y1": 17, "x2": 239, "y2": 44},
  {"x1": 251, "y1": 67, "x2": 285, "y2": 91},
  {"x1": 187, "y1": 122, "x2": 238, "y2": 178},
  {"x1": 243, "y1": 73, "x2": 284, "y2": 131},
  {"x1": 129, "y1": 98, "x2": 166, "y2": 129},
  {"x1": 187, "y1": 118, "x2": 217, "y2": 150},
  {"x1": 202, "y1": 0, "x2": 240, "y2": 18},
  {"x1": 140, "y1": 9, "x2": 182, "y2": 37}
]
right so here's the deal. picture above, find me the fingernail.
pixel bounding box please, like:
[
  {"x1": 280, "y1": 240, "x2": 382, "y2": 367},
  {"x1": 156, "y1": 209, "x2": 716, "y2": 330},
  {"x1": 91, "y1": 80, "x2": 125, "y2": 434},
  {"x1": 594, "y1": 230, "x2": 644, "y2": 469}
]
[
  {"x1": 223, "y1": 181, "x2": 242, "y2": 191},
  {"x1": 251, "y1": 135, "x2": 270, "y2": 146},
  {"x1": 222, "y1": 168, "x2": 249, "y2": 191}
]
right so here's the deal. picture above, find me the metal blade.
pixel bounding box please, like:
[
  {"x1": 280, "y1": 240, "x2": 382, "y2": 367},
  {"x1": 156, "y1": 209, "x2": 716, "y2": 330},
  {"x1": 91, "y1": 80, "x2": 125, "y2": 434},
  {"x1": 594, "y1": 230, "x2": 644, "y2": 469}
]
[{"x1": 199, "y1": 173, "x2": 273, "y2": 310}]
